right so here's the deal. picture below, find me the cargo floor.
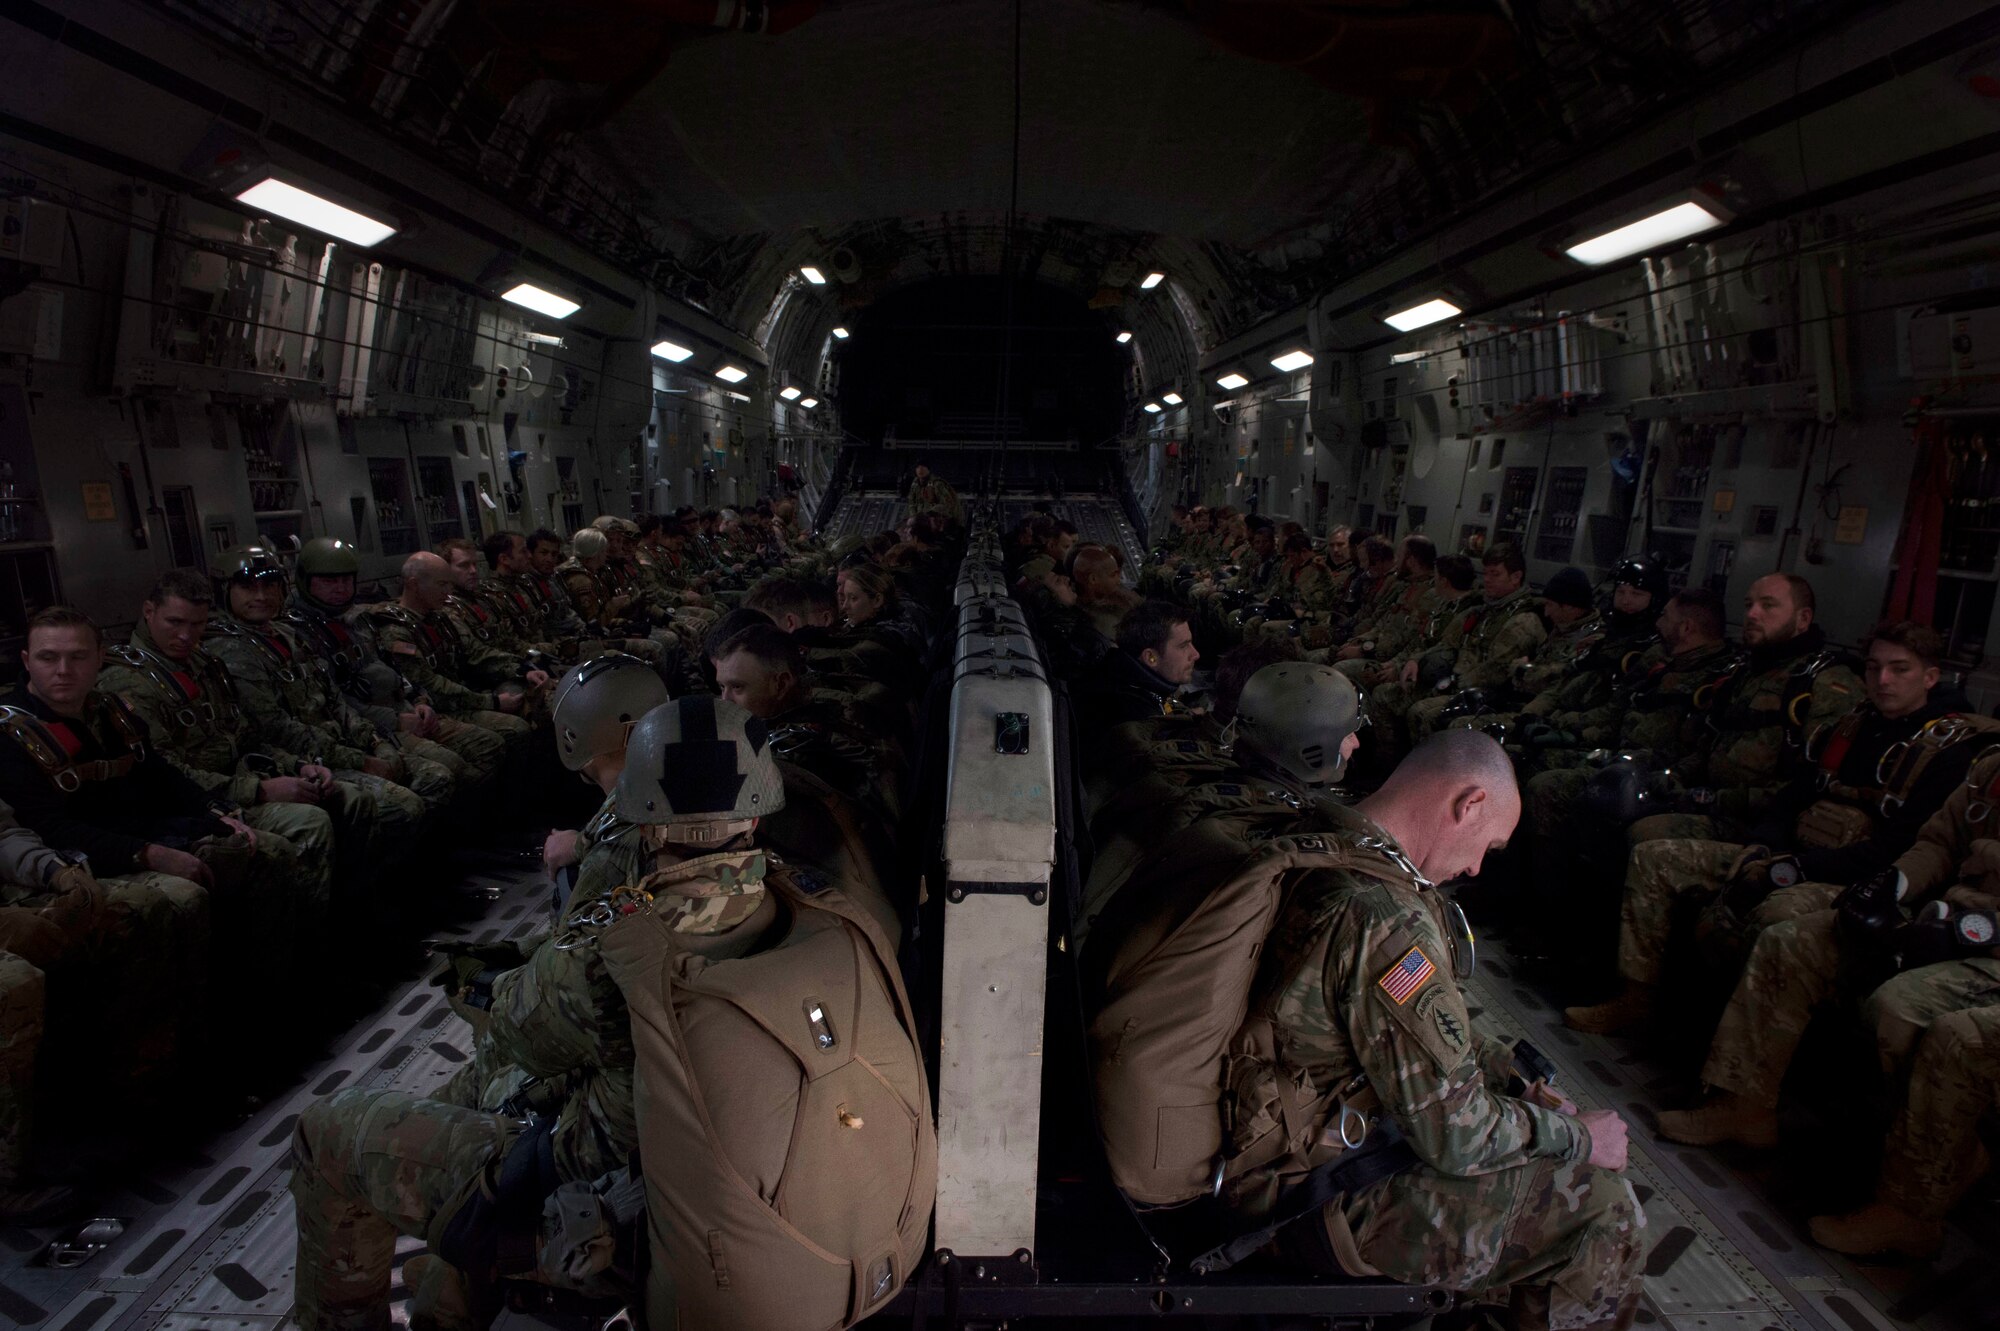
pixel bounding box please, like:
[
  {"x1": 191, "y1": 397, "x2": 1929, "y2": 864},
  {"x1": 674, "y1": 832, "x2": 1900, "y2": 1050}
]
[{"x1": 0, "y1": 877, "x2": 1989, "y2": 1330}]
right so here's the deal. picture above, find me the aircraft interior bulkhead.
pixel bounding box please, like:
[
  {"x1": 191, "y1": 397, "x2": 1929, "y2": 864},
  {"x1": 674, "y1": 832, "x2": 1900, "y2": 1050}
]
[{"x1": 4, "y1": 0, "x2": 2000, "y2": 1328}]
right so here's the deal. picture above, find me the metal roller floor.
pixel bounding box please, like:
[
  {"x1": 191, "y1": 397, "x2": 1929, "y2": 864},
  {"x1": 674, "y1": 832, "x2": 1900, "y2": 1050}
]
[{"x1": 0, "y1": 884, "x2": 1989, "y2": 1330}]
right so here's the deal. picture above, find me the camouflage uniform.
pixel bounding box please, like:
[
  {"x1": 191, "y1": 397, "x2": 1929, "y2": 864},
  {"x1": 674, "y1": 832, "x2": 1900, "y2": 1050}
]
[
  {"x1": 286, "y1": 594, "x2": 507, "y2": 790},
  {"x1": 0, "y1": 950, "x2": 40, "y2": 1190},
  {"x1": 290, "y1": 847, "x2": 777, "y2": 1331},
  {"x1": 1872, "y1": 968, "x2": 2000, "y2": 1221},
  {"x1": 1373, "y1": 585, "x2": 1547, "y2": 745},
  {"x1": 1442, "y1": 611, "x2": 1607, "y2": 735},
  {"x1": 1241, "y1": 820, "x2": 1644, "y2": 1327},
  {"x1": 360, "y1": 603, "x2": 534, "y2": 742},
  {"x1": 1326, "y1": 576, "x2": 1441, "y2": 676},
  {"x1": 205, "y1": 611, "x2": 438, "y2": 836},
  {"x1": 96, "y1": 630, "x2": 341, "y2": 930},
  {"x1": 1697, "y1": 751, "x2": 2000, "y2": 1107},
  {"x1": 908, "y1": 474, "x2": 962, "y2": 521}
]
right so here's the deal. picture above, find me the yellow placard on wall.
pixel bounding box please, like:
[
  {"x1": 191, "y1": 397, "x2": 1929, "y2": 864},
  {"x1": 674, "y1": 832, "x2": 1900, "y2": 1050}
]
[
  {"x1": 81, "y1": 481, "x2": 115, "y2": 520},
  {"x1": 1712, "y1": 489, "x2": 1736, "y2": 514},
  {"x1": 1835, "y1": 506, "x2": 1869, "y2": 544}
]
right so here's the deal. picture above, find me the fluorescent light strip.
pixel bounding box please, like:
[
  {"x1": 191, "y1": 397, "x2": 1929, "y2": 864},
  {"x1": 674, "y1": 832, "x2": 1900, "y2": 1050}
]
[
  {"x1": 800, "y1": 397, "x2": 819, "y2": 408},
  {"x1": 651, "y1": 340, "x2": 695, "y2": 362},
  {"x1": 1270, "y1": 349, "x2": 1314, "y2": 372},
  {"x1": 1383, "y1": 298, "x2": 1461, "y2": 332},
  {"x1": 1139, "y1": 272, "x2": 1165, "y2": 290},
  {"x1": 1565, "y1": 200, "x2": 1728, "y2": 266},
  {"x1": 831, "y1": 327, "x2": 850, "y2": 339},
  {"x1": 715, "y1": 365, "x2": 749, "y2": 384},
  {"x1": 522, "y1": 332, "x2": 564, "y2": 347},
  {"x1": 234, "y1": 177, "x2": 397, "y2": 247},
  {"x1": 800, "y1": 266, "x2": 827, "y2": 285},
  {"x1": 779, "y1": 386, "x2": 802, "y2": 400},
  {"x1": 500, "y1": 282, "x2": 582, "y2": 319},
  {"x1": 1388, "y1": 349, "x2": 1428, "y2": 364},
  {"x1": 1215, "y1": 372, "x2": 1250, "y2": 390},
  {"x1": 1161, "y1": 391, "x2": 1183, "y2": 405},
  {"x1": 1142, "y1": 402, "x2": 1163, "y2": 413},
  {"x1": 1116, "y1": 331, "x2": 1133, "y2": 343}
]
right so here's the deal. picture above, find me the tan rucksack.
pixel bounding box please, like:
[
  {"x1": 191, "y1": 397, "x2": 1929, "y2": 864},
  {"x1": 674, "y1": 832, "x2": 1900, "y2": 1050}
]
[
  {"x1": 599, "y1": 867, "x2": 936, "y2": 1331},
  {"x1": 1083, "y1": 808, "x2": 1408, "y2": 1207}
]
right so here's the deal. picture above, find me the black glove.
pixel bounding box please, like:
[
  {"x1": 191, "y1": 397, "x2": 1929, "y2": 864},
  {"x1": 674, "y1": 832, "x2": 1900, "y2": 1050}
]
[{"x1": 1835, "y1": 869, "x2": 1905, "y2": 944}]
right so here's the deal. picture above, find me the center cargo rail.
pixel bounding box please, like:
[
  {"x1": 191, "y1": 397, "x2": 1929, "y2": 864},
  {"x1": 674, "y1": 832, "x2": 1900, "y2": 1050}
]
[{"x1": 887, "y1": 503, "x2": 1444, "y2": 1322}]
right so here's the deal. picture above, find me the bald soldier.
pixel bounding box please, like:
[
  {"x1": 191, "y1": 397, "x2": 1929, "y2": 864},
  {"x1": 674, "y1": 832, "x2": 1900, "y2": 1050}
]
[
  {"x1": 362, "y1": 553, "x2": 542, "y2": 740},
  {"x1": 1229, "y1": 731, "x2": 1645, "y2": 1331}
]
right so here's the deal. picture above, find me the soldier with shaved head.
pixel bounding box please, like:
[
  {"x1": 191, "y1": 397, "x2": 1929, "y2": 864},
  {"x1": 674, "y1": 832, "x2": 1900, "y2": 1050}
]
[{"x1": 358, "y1": 552, "x2": 540, "y2": 742}]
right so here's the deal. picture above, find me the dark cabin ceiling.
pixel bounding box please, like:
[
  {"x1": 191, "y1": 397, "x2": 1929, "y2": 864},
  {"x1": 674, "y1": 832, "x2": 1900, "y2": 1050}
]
[{"x1": 160, "y1": 0, "x2": 1855, "y2": 346}]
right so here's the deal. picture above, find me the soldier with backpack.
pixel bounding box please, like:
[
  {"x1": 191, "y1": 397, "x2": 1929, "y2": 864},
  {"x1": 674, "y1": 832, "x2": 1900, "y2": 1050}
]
[{"x1": 1089, "y1": 730, "x2": 1644, "y2": 1331}]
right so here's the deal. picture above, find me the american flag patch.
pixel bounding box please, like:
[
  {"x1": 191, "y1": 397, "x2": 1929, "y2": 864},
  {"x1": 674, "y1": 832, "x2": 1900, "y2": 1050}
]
[{"x1": 1377, "y1": 947, "x2": 1435, "y2": 1005}]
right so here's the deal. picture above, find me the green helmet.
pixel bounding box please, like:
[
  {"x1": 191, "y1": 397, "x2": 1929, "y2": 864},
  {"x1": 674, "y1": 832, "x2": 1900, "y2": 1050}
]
[
  {"x1": 1232, "y1": 662, "x2": 1368, "y2": 787},
  {"x1": 297, "y1": 537, "x2": 361, "y2": 578},
  {"x1": 211, "y1": 544, "x2": 286, "y2": 601},
  {"x1": 615, "y1": 695, "x2": 786, "y2": 843},
  {"x1": 551, "y1": 653, "x2": 670, "y2": 772},
  {"x1": 593, "y1": 515, "x2": 639, "y2": 537}
]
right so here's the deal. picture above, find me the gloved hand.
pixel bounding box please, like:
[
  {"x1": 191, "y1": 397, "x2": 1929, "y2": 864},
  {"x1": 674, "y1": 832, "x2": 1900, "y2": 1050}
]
[{"x1": 1836, "y1": 868, "x2": 1906, "y2": 944}]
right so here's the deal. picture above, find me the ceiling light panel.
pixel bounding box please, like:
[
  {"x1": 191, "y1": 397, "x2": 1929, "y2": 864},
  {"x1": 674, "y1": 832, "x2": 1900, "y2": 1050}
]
[
  {"x1": 500, "y1": 282, "x2": 582, "y2": 319},
  {"x1": 715, "y1": 364, "x2": 749, "y2": 383},
  {"x1": 1116, "y1": 331, "x2": 1133, "y2": 343},
  {"x1": 1161, "y1": 391, "x2": 1183, "y2": 405},
  {"x1": 1565, "y1": 200, "x2": 1728, "y2": 266},
  {"x1": 234, "y1": 177, "x2": 397, "y2": 248},
  {"x1": 651, "y1": 339, "x2": 695, "y2": 362},
  {"x1": 779, "y1": 386, "x2": 802, "y2": 400},
  {"x1": 800, "y1": 266, "x2": 827, "y2": 285},
  {"x1": 800, "y1": 397, "x2": 819, "y2": 408},
  {"x1": 1140, "y1": 272, "x2": 1165, "y2": 290},
  {"x1": 1142, "y1": 402, "x2": 1163, "y2": 413},
  {"x1": 1383, "y1": 298, "x2": 1462, "y2": 332},
  {"x1": 831, "y1": 327, "x2": 850, "y2": 339},
  {"x1": 1215, "y1": 372, "x2": 1250, "y2": 390},
  {"x1": 1270, "y1": 350, "x2": 1314, "y2": 373}
]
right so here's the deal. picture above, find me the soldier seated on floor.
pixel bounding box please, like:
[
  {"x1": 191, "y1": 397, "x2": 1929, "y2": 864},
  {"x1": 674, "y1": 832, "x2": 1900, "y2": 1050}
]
[{"x1": 1566, "y1": 620, "x2": 1980, "y2": 1035}]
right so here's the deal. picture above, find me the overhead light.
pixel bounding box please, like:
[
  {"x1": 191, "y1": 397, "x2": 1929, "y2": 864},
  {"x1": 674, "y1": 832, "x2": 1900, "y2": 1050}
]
[
  {"x1": 499, "y1": 282, "x2": 582, "y2": 320},
  {"x1": 1270, "y1": 349, "x2": 1315, "y2": 373},
  {"x1": 522, "y1": 331, "x2": 564, "y2": 347},
  {"x1": 715, "y1": 364, "x2": 749, "y2": 383},
  {"x1": 1383, "y1": 298, "x2": 1462, "y2": 332},
  {"x1": 1142, "y1": 402, "x2": 1163, "y2": 413},
  {"x1": 724, "y1": 390, "x2": 751, "y2": 402},
  {"x1": 800, "y1": 266, "x2": 827, "y2": 285},
  {"x1": 779, "y1": 386, "x2": 802, "y2": 401},
  {"x1": 1161, "y1": 391, "x2": 1183, "y2": 405},
  {"x1": 1139, "y1": 272, "x2": 1165, "y2": 290},
  {"x1": 831, "y1": 327, "x2": 850, "y2": 339},
  {"x1": 1215, "y1": 372, "x2": 1250, "y2": 391},
  {"x1": 234, "y1": 177, "x2": 397, "y2": 248},
  {"x1": 1116, "y1": 331, "x2": 1133, "y2": 343},
  {"x1": 1565, "y1": 198, "x2": 1730, "y2": 266},
  {"x1": 800, "y1": 397, "x2": 819, "y2": 408},
  {"x1": 1388, "y1": 349, "x2": 1428, "y2": 364},
  {"x1": 651, "y1": 339, "x2": 695, "y2": 362}
]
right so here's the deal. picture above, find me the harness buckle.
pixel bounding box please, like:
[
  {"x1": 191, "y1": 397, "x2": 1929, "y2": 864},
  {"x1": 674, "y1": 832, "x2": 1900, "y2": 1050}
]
[{"x1": 1337, "y1": 1102, "x2": 1369, "y2": 1150}]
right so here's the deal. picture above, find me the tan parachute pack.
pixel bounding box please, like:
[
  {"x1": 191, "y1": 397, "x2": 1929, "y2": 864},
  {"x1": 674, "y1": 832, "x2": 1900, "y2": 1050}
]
[
  {"x1": 1083, "y1": 806, "x2": 1411, "y2": 1207},
  {"x1": 598, "y1": 866, "x2": 936, "y2": 1331}
]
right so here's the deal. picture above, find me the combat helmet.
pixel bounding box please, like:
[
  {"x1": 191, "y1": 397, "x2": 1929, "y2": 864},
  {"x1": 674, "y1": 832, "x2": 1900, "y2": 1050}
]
[
  {"x1": 297, "y1": 537, "x2": 361, "y2": 578},
  {"x1": 1231, "y1": 661, "x2": 1368, "y2": 787},
  {"x1": 615, "y1": 695, "x2": 786, "y2": 844},
  {"x1": 592, "y1": 514, "x2": 640, "y2": 538},
  {"x1": 1613, "y1": 555, "x2": 1669, "y2": 603},
  {"x1": 551, "y1": 653, "x2": 669, "y2": 772},
  {"x1": 211, "y1": 544, "x2": 286, "y2": 605}
]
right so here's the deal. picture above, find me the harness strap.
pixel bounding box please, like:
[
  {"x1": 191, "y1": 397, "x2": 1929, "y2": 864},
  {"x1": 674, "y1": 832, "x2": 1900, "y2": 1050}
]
[{"x1": 1188, "y1": 1120, "x2": 1417, "y2": 1276}]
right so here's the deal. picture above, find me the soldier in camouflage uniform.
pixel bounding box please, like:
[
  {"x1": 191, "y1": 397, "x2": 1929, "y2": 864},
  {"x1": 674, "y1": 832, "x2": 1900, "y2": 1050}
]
[
  {"x1": 1369, "y1": 544, "x2": 1547, "y2": 750},
  {"x1": 1648, "y1": 743, "x2": 2000, "y2": 1162},
  {"x1": 520, "y1": 528, "x2": 594, "y2": 647},
  {"x1": 96, "y1": 572, "x2": 348, "y2": 932},
  {"x1": 558, "y1": 528, "x2": 662, "y2": 661},
  {"x1": 1326, "y1": 537, "x2": 1440, "y2": 676},
  {"x1": 1441, "y1": 567, "x2": 1605, "y2": 737},
  {"x1": 284, "y1": 539, "x2": 506, "y2": 793},
  {"x1": 290, "y1": 695, "x2": 806, "y2": 1331},
  {"x1": 437, "y1": 539, "x2": 560, "y2": 694},
  {"x1": 907, "y1": 462, "x2": 962, "y2": 522},
  {"x1": 1295, "y1": 534, "x2": 1394, "y2": 653},
  {"x1": 1624, "y1": 572, "x2": 1860, "y2": 847},
  {"x1": 1505, "y1": 558, "x2": 1669, "y2": 768},
  {"x1": 1567, "y1": 622, "x2": 1982, "y2": 1033},
  {"x1": 362, "y1": 552, "x2": 542, "y2": 741},
  {"x1": 205, "y1": 548, "x2": 438, "y2": 846},
  {"x1": 1234, "y1": 733, "x2": 1645, "y2": 1330}
]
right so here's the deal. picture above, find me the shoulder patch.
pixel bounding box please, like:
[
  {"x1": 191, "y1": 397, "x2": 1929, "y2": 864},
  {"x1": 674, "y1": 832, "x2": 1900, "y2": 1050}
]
[
  {"x1": 790, "y1": 866, "x2": 830, "y2": 896},
  {"x1": 388, "y1": 641, "x2": 420, "y2": 656},
  {"x1": 1376, "y1": 945, "x2": 1435, "y2": 1005}
]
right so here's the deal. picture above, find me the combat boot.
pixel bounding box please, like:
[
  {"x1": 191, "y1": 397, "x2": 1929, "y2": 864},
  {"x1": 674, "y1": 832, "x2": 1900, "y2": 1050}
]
[
  {"x1": 1808, "y1": 1201, "x2": 1942, "y2": 1259},
  {"x1": 1563, "y1": 980, "x2": 1656, "y2": 1035},
  {"x1": 1655, "y1": 1092, "x2": 1778, "y2": 1149}
]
